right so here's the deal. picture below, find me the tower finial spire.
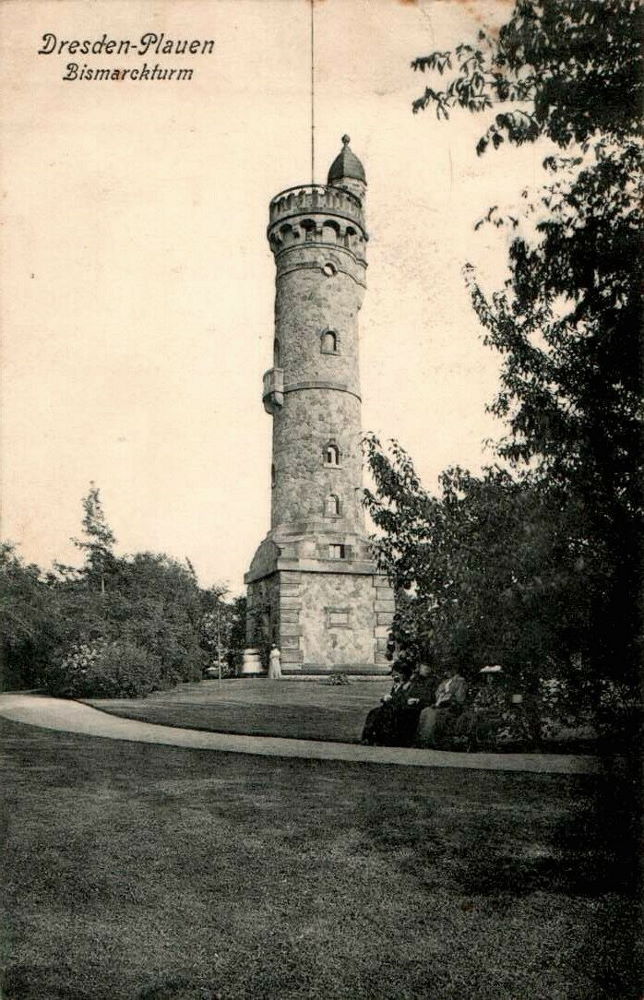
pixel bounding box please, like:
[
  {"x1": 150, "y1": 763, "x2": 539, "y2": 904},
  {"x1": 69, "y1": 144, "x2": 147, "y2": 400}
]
[{"x1": 327, "y1": 136, "x2": 367, "y2": 200}]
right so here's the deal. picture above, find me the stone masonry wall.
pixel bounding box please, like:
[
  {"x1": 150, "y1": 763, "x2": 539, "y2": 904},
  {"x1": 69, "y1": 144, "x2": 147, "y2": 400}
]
[
  {"x1": 245, "y1": 573, "x2": 281, "y2": 662},
  {"x1": 274, "y1": 262, "x2": 363, "y2": 396},
  {"x1": 277, "y1": 569, "x2": 395, "y2": 673},
  {"x1": 271, "y1": 254, "x2": 366, "y2": 534},
  {"x1": 272, "y1": 388, "x2": 364, "y2": 531}
]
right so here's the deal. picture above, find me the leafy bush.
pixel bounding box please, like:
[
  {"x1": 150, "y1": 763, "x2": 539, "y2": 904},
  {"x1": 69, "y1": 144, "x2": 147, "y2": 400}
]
[
  {"x1": 323, "y1": 672, "x2": 350, "y2": 686},
  {"x1": 4, "y1": 486, "x2": 239, "y2": 696},
  {"x1": 537, "y1": 678, "x2": 590, "y2": 740},
  {"x1": 535, "y1": 676, "x2": 642, "y2": 751},
  {"x1": 0, "y1": 543, "x2": 67, "y2": 691},
  {"x1": 44, "y1": 640, "x2": 161, "y2": 699},
  {"x1": 594, "y1": 680, "x2": 642, "y2": 751}
]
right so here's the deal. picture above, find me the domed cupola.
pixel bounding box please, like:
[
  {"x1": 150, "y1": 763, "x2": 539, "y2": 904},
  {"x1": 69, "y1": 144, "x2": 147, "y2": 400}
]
[{"x1": 327, "y1": 135, "x2": 366, "y2": 201}]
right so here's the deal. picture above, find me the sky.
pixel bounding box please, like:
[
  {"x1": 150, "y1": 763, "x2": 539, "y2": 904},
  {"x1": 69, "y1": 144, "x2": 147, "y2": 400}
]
[{"x1": 1, "y1": 0, "x2": 545, "y2": 593}]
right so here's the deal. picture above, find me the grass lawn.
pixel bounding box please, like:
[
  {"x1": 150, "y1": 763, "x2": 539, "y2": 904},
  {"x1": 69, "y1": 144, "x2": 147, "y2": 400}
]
[
  {"x1": 85, "y1": 678, "x2": 393, "y2": 744},
  {"x1": 83, "y1": 679, "x2": 604, "y2": 754},
  {"x1": 1, "y1": 717, "x2": 640, "y2": 1000}
]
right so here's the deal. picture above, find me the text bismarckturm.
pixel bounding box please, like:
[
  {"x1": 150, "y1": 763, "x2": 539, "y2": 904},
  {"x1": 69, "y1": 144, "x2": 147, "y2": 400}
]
[{"x1": 38, "y1": 32, "x2": 215, "y2": 82}]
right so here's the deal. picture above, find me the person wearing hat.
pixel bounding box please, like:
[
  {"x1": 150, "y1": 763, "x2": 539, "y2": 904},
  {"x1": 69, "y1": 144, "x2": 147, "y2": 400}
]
[
  {"x1": 394, "y1": 659, "x2": 437, "y2": 745},
  {"x1": 360, "y1": 656, "x2": 414, "y2": 746}
]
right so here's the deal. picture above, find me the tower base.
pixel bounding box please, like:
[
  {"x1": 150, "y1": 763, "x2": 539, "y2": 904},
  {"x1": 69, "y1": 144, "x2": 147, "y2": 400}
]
[{"x1": 245, "y1": 540, "x2": 394, "y2": 675}]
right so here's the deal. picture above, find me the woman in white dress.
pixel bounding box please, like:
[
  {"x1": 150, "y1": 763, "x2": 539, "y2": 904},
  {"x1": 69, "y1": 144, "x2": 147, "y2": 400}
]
[{"x1": 268, "y1": 644, "x2": 282, "y2": 680}]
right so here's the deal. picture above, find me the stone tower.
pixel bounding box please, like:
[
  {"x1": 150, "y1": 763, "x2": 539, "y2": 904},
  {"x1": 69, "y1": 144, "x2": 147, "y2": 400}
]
[{"x1": 244, "y1": 136, "x2": 394, "y2": 675}]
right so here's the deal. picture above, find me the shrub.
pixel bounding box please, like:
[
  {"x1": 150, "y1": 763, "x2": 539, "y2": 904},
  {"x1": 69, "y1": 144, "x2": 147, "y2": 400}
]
[
  {"x1": 537, "y1": 678, "x2": 591, "y2": 740},
  {"x1": 594, "y1": 680, "x2": 642, "y2": 751},
  {"x1": 323, "y1": 672, "x2": 350, "y2": 686},
  {"x1": 44, "y1": 640, "x2": 161, "y2": 699}
]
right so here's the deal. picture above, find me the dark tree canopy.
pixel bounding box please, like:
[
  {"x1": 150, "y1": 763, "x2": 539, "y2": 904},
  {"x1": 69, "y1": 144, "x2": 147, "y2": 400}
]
[
  {"x1": 364, "y1": 0, "x2": 642, "y2": 704},
  {"x1": 412, "y1": 0, "x2": 642, "y2": 487},
  {"x1": 412, "y1": 0, "x2": 642, "y2": 150},
  {"x1": 410, "y1": 0, "x2": 642, "y2": 682},
  {"x1": 363, "y1": 438, "x2": 592, "y2": 684},
  {"x1": 1, "y1": 485, "x2": 245, "y2": 696}
]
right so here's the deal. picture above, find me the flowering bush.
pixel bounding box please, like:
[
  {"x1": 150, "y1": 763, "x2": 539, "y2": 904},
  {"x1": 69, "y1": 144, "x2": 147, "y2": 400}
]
[
  {"x1": 44, "y1": 640, "x2": 161, "y2": 698},
  {"x1": 43, "y1": 641, "x2": 104, "y2": 697}
]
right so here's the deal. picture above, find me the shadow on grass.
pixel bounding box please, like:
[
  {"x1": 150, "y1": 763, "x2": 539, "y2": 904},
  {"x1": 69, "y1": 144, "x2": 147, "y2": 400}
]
[
  {"x1": 2, "y1": 718, "x2": 640, "y2": 1000},
  {"x1": 360, "y1": 759, "x2": 641, "y2": 896},
  {"x1": 137, "y1": 977, "x2": 221, "y2": 1000},
  {"x1": 480, "y1": 760, "x2": 638, "y2": 898},
  {"x1": 2, "y1": 969, "x2": 223, "y2": 1000},
  {"x1": 358, "y1": 758, "x2": 642, "y2": 999}
]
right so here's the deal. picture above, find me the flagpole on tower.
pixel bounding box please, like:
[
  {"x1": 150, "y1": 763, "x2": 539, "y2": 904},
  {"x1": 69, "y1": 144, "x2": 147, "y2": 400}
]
[{"x1": 310, "y1": 0, "x2": 315, "y2": 185}]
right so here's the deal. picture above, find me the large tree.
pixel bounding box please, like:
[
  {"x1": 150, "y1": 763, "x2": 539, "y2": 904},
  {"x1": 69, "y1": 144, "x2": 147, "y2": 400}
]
[
  {"x1": 408, "y1": 0, "x2": 642, "y2": 686},
  {"x1": 72, "y1": 482, "x2": 117, "y2": 594},
  {"x1": 0, "y1": 543, "x2": 65, "y2": 690},
  {"x1": 2, "y1": 484, "x2": 243, "y2": 694},
  {"x1": 363, "y1": 437, "x2": 589, "y2": 689}
]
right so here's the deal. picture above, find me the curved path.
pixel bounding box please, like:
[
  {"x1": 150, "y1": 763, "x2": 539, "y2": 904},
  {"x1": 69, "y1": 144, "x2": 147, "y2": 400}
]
[{"x1": 0, "y1": 693, "x2": 601, "y2": 774}]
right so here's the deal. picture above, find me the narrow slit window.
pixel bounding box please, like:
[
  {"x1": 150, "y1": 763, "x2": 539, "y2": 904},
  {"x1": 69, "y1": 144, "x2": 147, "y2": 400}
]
[
  {"x1": 325, "y1": 494, "x2": 340, "y2": 516},
  {"x1": 325, "y1": 443, "x2": 340, "y2": 466},
  {"x1": 321, "y1": 330, "x2": 338, "y2": 354}
]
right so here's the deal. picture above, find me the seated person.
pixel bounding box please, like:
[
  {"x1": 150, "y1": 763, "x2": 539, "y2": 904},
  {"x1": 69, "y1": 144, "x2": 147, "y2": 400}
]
[
  {"x1": 405, "y1": 660, "x2": 436, "y2": 706},
  {"x1": 361, "y1": 658, "x2": 416, "y2": 746},
  {"x1": 361, "y1": 656, "x2": 439, "y2": 747},
  {"x1": 415, "y1": 666, "x2": 469, "y2": 748},
  {"x1": 394, "y1": 659, "x2": 437, "y2": 746}
]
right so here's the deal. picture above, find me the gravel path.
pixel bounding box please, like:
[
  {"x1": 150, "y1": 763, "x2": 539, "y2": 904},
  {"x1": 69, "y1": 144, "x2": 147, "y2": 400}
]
[{"x1": 0, "y1": 692, "x2": 601, "y2": 774}]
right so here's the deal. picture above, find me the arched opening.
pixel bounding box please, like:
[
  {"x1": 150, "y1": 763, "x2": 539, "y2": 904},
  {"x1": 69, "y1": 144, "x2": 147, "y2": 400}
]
[
  {"x1": 320, "y1": 330, "x2": 338, "y2": 354},
  {"x1": 325, "y1": 494, "x2": 341, "y2": 516},
  {"x1": 273, "y1": 338, "x2": 281, "y2": 367},
  {"x1": 322, "y1": 220, "x2": 340, "y2": 244},
  {"x1": 301, "y1": 218, "x2": 316, "y2": 241},
  {"x1": 324, "y1": 443, "x2": 340, "y2": 467},
  {"x1": 345, "y1": 226, "x2": 356, "y2": 249}
]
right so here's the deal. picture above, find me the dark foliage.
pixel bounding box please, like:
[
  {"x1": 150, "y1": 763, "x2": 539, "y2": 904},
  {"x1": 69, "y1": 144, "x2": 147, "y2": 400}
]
[
  {"x1": 412, "y1": 0, "x2": 642, "y2": 149},
  {"x1": 45, "y1": 640, "x2": 163, "y2": 699},
  {"x1": 365, "y1": 1, "x2": 642, "y2": 711},
  {"x1": 1, "y1": 485, "x2": 242, "y2": 697}
]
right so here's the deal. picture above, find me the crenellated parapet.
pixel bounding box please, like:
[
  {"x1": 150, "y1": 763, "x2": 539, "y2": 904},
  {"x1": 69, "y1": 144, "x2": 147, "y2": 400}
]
[
  {"x1": 269, "y1": 183, "x2": 365, "y2": 232},
  {"x1": 267, "y1": 184, "x2": 367, "y2": 263}
]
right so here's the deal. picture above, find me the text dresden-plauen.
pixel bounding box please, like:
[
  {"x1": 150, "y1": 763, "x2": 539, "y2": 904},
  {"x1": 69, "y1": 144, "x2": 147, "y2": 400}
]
[{"x1": 37, "y1": 32, "x2": 215, "y2": 57}]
